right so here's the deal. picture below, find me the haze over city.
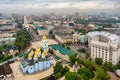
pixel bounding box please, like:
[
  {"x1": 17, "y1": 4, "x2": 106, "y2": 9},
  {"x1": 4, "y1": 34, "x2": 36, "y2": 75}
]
[
  {"x1": 0, "y1": 0, "x2": 120, "y2": 15},
  {"x1": 0, "y1": 0, "x2": 120, "y2": 80}
]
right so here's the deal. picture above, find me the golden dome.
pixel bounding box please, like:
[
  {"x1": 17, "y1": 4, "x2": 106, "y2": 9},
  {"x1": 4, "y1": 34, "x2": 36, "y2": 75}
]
[
  {"x1": 30, "y1": 49, "x2": 34, "y2": 55},
  {"x1": 36, "y1": 47, "x2": 41, "y2": 52},
  {"x1": 28, "y1": 50, "x2": 34, "y2": 58},
  {"x1": 42, "y1": 34, "x2": 47, "y2": 40},
  {"x1": 35, "y1": 51, "x2": 41, "y2": 55},
  {"x1": 42, "y1": 50, "x2": 47, "y2": 55},
  {"x1": 28, "y1": 55, "x2": 32, "y2": 59},
  {"x1": 42, "y1": 53, "x2": 45, "y2": 57},
  {"x1": 34, "y1": 54, "x2": 38, "y2": 58}
]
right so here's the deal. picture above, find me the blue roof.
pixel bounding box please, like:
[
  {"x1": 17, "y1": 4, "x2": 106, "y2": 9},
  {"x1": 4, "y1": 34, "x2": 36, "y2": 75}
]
[
  {"x1": 22, "y1": 61, "x2": 28, "y2": 68},
  {"x1": 51, "y1": 44, "x2": 74, "y2": 55}
]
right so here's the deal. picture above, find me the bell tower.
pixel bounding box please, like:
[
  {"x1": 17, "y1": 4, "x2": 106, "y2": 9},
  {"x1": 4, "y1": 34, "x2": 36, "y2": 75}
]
[{"x1": 41, "y1": 34, "x2": 49, "y2": 52}]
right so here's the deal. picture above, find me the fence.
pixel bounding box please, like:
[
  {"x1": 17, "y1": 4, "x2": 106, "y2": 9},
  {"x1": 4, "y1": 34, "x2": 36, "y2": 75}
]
[{"x1": 0, "y1": 52, "x2": 29, "y2": 66}]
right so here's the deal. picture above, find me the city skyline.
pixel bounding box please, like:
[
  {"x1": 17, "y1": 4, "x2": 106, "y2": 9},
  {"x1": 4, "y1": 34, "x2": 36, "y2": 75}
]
[{"x1": 0, "y1": 0, "x2": 120, "y2": 15}]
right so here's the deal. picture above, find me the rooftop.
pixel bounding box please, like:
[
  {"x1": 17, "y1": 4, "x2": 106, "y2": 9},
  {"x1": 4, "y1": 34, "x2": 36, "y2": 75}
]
[
  {"x1": 0, "y1": 38, "x2": 16, "y2": 42},
  {"x1": 0, "y1": 63, "x2": 12, "y2": 75},
  {"x1": 0, "y1": 23, "x2": 15, "y2": 30},
  {"x1": 54, "y1": 32, "x2": 72, "y2": 39},
  {"x1": 51, "y1": 44, "x2": 74, "y2": 55},
  {"x1": 87, "y1": 31, "x2": 120, "y2": 43}
]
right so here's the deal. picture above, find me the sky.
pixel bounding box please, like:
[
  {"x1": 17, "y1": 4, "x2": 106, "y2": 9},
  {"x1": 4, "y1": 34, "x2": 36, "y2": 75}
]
[{"x1": 0, "y1": 0, "x2": 120, "y2": 15}]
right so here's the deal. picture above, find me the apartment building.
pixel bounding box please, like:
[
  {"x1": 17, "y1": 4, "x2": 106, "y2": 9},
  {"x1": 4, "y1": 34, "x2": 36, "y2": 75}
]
[{"x1": 87, "y1": 31, "x2": 120, "y2": 65}]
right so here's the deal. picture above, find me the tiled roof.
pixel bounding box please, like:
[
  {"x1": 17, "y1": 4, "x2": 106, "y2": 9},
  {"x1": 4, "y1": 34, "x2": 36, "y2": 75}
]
[{"x1": 51, "y1": 44, "x2": 74, "y2": 55}]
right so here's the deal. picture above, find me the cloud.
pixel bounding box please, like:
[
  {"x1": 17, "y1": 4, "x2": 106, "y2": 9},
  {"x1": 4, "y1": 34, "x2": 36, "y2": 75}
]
[{"x1": 0, "y1": 0, "x2": 119, "y2": 14}]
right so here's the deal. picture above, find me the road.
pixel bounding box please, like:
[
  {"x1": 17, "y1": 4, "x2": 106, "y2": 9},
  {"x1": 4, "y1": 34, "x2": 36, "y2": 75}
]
[{"x1": 28, "y1": 27, "x2": 40, "y2": 42}]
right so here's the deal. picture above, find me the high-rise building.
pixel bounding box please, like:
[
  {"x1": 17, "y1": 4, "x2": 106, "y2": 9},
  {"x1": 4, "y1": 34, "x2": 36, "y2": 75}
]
[
  {"x1": 87, "y1": 31, "x2": 120, "y2": 65},
  {"x1": 75, "y1": 12, "x2": 79, "y2": 18},
  {"x1": 50, "y1": 12, "x2": 56, "y2": 19},
  {"x1": 0, "y1": 12, "x2": 3, "y2": 17},
  {"x1": 23, "y1": 16, "x2": 27, "y2": 25}
]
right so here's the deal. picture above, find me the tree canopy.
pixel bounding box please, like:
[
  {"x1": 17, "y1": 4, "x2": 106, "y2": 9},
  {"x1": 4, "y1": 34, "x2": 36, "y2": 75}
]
[
  {"x1": 94, "y1": 67, "x2": 109, "y2": 80},
  {"x1": 102, "y1": 62, "x2": 114, "y2": 71},
  {"x1": 95, "y1": 58, "x2": 103, "y2": 65},
  {"x1": 53, "y1": 61, "x2": 63, "y2": 74},
  {"x1": 65, "y1": 71, "x2": 84, "y2": 80},
  {"x1": 15, "y1": 29, "x2": 32, "y2": 52},
  {"x1": 53, "y1": 61, "x2": 70, "y2": 79},
  {"x1": 69, "y1": 53, "x2": 77, "y2": 66},
  {"x1": 78, "y1": 67, "x2": 94, "y2": 80}
]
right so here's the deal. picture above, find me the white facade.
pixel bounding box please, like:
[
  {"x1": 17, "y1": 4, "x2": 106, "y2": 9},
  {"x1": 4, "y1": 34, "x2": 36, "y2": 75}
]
[
  {"x1": 87, "y1": 31, "x2": 120, "y2": 65},
  {"x1": 0, "y1": 32, "x2": 13, "y2": 39},
  {"x1": 23, "y1": 16, "x2": 30, "y2": 29},
  {"x1": 41, "y1": 35, "x2": 49, "y2": 51},
  {"x1": 54, "y1": 32, "x2": 82, "y2": 43},
  {"x1": 41, "y1": 40, "x2": 48, "y2": 49},
  {"x1": 73, "y1": 32, "x2": 81, "y2": 42},
  {"x1": 23, "y1": 16, "x2": 27, "y2": 25}
]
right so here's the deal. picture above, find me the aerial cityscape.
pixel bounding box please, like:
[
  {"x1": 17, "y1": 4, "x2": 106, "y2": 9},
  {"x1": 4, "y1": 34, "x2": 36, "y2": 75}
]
[{"x1": 0, "y1": 0, "x2": 120, "y2": 80}]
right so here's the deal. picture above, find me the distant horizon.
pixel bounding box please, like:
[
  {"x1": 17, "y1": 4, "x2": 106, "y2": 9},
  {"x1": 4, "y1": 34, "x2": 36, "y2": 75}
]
[{"x1": 0, "y1": 0, "x2": 120, "y2": 15}]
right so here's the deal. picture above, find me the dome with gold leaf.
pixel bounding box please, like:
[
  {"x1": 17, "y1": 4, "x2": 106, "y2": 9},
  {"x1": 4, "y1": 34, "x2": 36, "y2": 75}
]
[
  {"x1": 41, "y1": 50, "x2": 48, "y2": 58},
  {"x1": 42, "y1": 34, "x2": 47, "y2": 40},
  {"x1": 28, "y1": 49, "x2": 34, "y2": 60},
  {"x1": 36, "y1": 47, "x2": 41, "y2": 52},
  {"x1": 42, "y1": 50, "x2": 47, "y2": 55},
  {"x1": 35, "y1": 47, "x2": 41, "y2": 56},
  {"x1": 34, "y1": 54, "x2": 38, "y2": 60},
  {"x1": 28, "y1": 55, "x2": 32, "y2": 60}
]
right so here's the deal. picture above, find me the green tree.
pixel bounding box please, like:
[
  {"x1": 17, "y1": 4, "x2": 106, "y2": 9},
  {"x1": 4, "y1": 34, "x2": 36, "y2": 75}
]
[
  {"x1": 65, "y1": 71, "x2": 83, "y2": 80},
  {"x1": 53, "y1": 61, "x2": 63, "y2": 74},
  {"x1": 85, "y1": 52, "x2": 90, "y2": 58},
  {"x1": 94, "y1": 67, "x2": 109, "y2": 80},
  {"x1": 0, "y1": 46, "x2": 3, "y2": 54},
  {"x1": 84, "y1": 59, "x2": 93, "y2": 71},
  {"x1": 65, "y1": 72, "x2": 77, "y2": 80},
  {"x1": 15, "y1": 52, "x2": 19, "y2": 56},
  {"x1": 95, "y1": 58, "x2": 103, "y2": 65},
  {"x1": 49, "y1": 30, "x2": 53, "y2": 34},
  {"x1": 76, "y1": 58, "x2": 83, "y2": 65},
  {"x1": 7, "y1": 55, "x2": 13, "y2": 59},
  {"x1": 115, "y1": 64, "x2": 120, "y2": 70},
  {"x1": 69, "y1": 53, "x2": 77, "y2": 66},
  {"x1": 54, "y1": 72, "x2": 62, "y2": 79},
  {"x1": 15, "y1": 29, "x2": 31, "y2": 52},
  {"x1": 63, "y1": 66, "x2": 70, "y2": 74},
  {"x1": 78, "y1": 67, "x2": 94, "y2": 80},
  {"x1": 0, "y1": 54, "x2": 6, "y2": 62},
  {"x1": 102, "y1": 62, "x2": 114, "y2": 71},
  {"x1": 53, "y1": 61, "x2": 70, "y2": 79}
]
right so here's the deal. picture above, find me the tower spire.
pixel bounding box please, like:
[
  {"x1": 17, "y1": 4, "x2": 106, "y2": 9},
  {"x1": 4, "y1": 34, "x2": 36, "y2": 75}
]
[{"x1": 42, "y1": 33, "x2": 47, "y2": 40}]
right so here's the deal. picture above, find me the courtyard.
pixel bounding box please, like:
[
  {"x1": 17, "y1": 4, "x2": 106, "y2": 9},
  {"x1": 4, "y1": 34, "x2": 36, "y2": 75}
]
[{"x1": 10, "y1": 60, "x2": 56, "y2": 80}]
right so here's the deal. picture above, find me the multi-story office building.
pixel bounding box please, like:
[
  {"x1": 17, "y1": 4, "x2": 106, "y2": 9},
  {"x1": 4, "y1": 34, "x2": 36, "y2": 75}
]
[{"x1": 87, "y1": 31, "x2": 120, "y2": 65}]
